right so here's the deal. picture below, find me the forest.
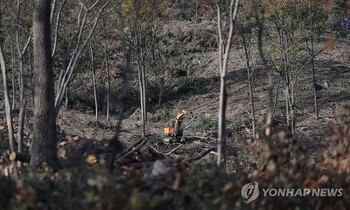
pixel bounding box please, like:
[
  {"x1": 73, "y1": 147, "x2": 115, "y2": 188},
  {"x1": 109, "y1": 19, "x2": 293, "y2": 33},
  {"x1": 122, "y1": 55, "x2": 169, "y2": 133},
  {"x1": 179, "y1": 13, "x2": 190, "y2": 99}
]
[{"x1": 0, "y1": 0, "x2": 349, "y2": 209}]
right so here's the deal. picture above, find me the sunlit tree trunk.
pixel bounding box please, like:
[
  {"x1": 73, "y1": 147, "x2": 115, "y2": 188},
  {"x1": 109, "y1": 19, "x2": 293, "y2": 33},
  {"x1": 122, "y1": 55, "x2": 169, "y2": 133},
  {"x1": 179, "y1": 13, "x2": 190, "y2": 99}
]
[
  {"x1": 216, "y1": 0, "x2": 240, "y2": 168},
  {"x1": 89, "y1": 41, "x2": 98, "y2": 124}
]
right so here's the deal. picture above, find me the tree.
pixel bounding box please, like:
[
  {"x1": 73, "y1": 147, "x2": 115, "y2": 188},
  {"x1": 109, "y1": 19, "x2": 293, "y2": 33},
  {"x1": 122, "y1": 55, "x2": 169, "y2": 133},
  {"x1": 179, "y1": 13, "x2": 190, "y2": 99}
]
[
  {"x1": 0, "y1": 42, "x2": 16, "y2": 155},
  {"x1": 259, "y1": 0, "x2": 329, "y2": 135},
  {"x1": 216, "y1": 0, "x2": 240, "y2": 168},
  {"x1": 0, "y1": 0, "x2": 32, "y2": 154},
  {"x1": 303, "y1": 1, "x2": 327, "y2": 119},
  {"x1": 30, "y1": 0, "x2": 58, "y2": 169},
  {"x1": 54, "y1": 0, "x2": 110, "y2": 118},
  {"x1": 89, "y1": 39, "x2": 99, "y2": 124},
  {"x1": 237, "y1": 1, "x2": 259, "y2": 139},
  {"x1": 102, "y1": 22, "x2": 111, "y2": 121},
  {"x1": 15, "y1": 0, "x2": 32, "y2": 154},
  {"x1": 116, "y1": 0, "x2": 169, "y2": 138}
]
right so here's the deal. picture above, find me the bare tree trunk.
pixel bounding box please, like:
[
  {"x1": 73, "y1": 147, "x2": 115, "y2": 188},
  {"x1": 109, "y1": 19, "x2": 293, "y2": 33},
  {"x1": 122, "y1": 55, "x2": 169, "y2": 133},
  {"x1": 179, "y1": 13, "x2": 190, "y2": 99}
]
[
  {"x1": 89, "y1": 41, "x2": 98, "y2": 123},
  {"x1": 9, "y1": 42, "x2": 16, "y2": 110},
  {"x1": 17, "y1": 99, "x2": 27, "y2": 153},
  {"x1": 290, "y1": 80, "x2": 295, "y2": 135},
  {"x1": 16, "y1": 0, "x2": 32, "y2": 153},
  {"x1": 136, "y1": 38, "x2": 147, "y2": 138},
  {"x1": 240, "y1": 26, "x2": 256, "y2": 139},
  {"x1": 51, "y1": 0, "x2": 66, "y2": 58},
  {"x1": 103, "y1": 31, "x2": 110, "y2": 121},
  {"x1": 310, "y1": 37, "x2": 319, "y2": 119},
  {"x1": 217, "y1": 77, "x2": 227, "y2": 167},
  {"x1": 65, "y1": 86, "x2": 69, "y2": 108},
  {"x1": 216, "y1": 0, "x2": 240, "y2": 168},
  {"x1": 30, "y1": 0, "x2": 58, "y2": 170},
  {"x1": 12, "y1": 71, "x2": 15, "y2": 110},
  {"x1": 254, "y1": 3, "x2": 274, "y2": 139},
  {"x1": 0, "y1": 23, "x2": 19, "y2": 177},
  {"x1": 247, "y1": 69, "x2": 256, "y2": 139},
  {"x1": 285, "y1": 84, "x2": 290, "y2": 126},
  {"x1": 0, "y1": 45, "x2": 16, "y2": 153},
  {"x1": 141, "y1": 47, "x2": 147, "y2": 123},
  {"x1": 137, "y1": 59, "x2": 146, "y2": 138}
]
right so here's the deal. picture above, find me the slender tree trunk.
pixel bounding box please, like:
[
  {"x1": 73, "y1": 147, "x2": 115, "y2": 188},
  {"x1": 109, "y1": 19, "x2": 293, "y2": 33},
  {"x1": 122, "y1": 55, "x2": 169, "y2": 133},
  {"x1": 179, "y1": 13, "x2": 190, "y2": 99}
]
[
  {"x1": 16, "y1": 0, "x2": 32, "y2": 154},
  {"x1": 310, "y1": 37, "x2": 319, "y2": 119},
  {"x1": 285, "y1": 85, "x2": 290, "y2": 126},
  {"x1": 0, "y1": 45, "x2": 19, "y2": 178},
  {"x1": 216, "y1": 0, "x2": 240, "y2": 168},
  {"x1": 65, "y1": 85, "x2": 69, "y2": 108},
  {"x1": 241, "y1": 31, "x2": 256, "y2": 139},
  {"x1": 103, "y1": 35, "x2": 110, "y2": 121},
  {"x1": 265, "y1": 69, "x2": 274, "y2": 138},
  {"x1": 137, "y1": 61, "x2": 146, "y2": 137},
  {"x1": 0, "y1": 45, "x2": 16, "y2": 153},
  {"x1": 30, "y1": 0, "x2": 58, "y2": 170},
  {"x1": 136, "y1": 41, "x2": 147, "y2": 138},
  {"x1": 141, "y1": 48, "x2": 147, "y2": 122},
  {"x1": 9, "y1": 42, "x2": 16, "y2": 110},
  {"x1": 217, "y1": 78, "x2": 227, "y2": 167},
  {"x1": 17, "y1": 57, "x2": 25, "y2": 153},
  {"x1": 92, "y1": 69, "x2": 98, "y2": 123},
  {"x1": 247, "y1": 70, "x2": 256, "y2": 139},
  {"x1": 89, "y1": 41, "x2": 98, "y2": 123},
  {"x1": 290, "y1": 81, "x2": 295, "y2": 135},
  {"x1": 17, "y1": 99, "x2": 27, "y2": 153},
  {"x1": 12, "y1": 72, "x2": 15, "y2": 110}
]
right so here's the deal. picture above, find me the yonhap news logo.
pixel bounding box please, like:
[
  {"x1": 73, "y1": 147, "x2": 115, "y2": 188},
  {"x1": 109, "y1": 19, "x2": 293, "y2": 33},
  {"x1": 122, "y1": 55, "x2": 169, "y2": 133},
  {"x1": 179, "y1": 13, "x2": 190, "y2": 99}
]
[
  {"x1": 241, "y1": 182, "x2": 259, "y2": 203},
  {"x1": 241, "y1": 182, "x2": 343, "y2": 203}
]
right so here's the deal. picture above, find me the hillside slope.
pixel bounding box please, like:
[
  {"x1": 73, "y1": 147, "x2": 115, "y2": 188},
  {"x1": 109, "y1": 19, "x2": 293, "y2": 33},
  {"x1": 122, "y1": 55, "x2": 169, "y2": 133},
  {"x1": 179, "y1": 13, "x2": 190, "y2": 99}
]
[{"x1": 55, "y1": 16, "x2": 350, "y2": 173}]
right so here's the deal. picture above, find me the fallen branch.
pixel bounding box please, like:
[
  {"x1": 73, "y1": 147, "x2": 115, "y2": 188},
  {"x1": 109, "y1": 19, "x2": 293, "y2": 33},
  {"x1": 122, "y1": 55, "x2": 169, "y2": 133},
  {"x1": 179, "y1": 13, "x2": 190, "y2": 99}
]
[
  {"x1": 9, "y1": 152, "x2": 31, "y2": 163},
  {"x1": 147, "y1": 146, "x2": 166, "y2": 159},
  {"x1": 118, "y1": 138, "x2": 148, "y2": 160},
  {"x1": 185, "y1": 147, "x2": 216, "y2": 164},
  {"x1": 166, "y1": 144, "x2": 183, "y2": 156},
  {"x1": 118, "y1": 138, "x2": 144, "y2": 157}
]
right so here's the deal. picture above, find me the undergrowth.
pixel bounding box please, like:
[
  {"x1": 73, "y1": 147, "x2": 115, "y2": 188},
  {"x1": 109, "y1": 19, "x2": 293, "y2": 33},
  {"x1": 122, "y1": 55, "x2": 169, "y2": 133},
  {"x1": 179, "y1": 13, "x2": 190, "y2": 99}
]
[{"x1": 0, "y1": 106, "x2": 350, "y2": 209}]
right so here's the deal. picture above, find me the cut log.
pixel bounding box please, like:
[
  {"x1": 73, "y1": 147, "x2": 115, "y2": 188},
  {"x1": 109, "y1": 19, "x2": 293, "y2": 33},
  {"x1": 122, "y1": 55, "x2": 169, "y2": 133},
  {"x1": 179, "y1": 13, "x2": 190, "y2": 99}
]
[
  {"x1": 86, "y1": 154, "x2": 98, "y2": 167},
  {"x1": 9, "y1": 152, "x2": 31, "y2": 163}
]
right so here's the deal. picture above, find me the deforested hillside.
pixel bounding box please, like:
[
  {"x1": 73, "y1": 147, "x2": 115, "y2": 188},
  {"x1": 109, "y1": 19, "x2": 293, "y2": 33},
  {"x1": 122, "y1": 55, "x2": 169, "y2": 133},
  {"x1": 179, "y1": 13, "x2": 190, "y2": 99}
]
[{"x1": 0, "y1": 0, "x2": 350, "y2": 209}]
